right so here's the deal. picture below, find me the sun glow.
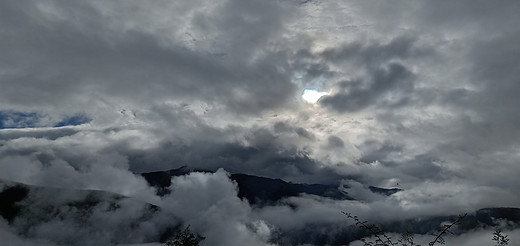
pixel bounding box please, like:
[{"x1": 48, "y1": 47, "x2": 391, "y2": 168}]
[{"x1": 302, "y1": 89, "x2": 328, "y2": 104}]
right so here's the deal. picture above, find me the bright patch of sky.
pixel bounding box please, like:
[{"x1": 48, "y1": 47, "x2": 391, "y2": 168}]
[{"x1": 301, "y1": 89, "x2": 328, "y2": 103}]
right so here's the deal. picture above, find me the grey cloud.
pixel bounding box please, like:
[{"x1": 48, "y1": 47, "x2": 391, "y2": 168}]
[
  {"x1": 352, "y1": 1, "x2": 520, "y2": 35},
  {"x1": 162, "y1": 170, "x2": 273, "y2": 246},
  {"x1": 356, "y1": 140, "x2": 446, "y2": 183},
  {"x1": 0, "y1": 128, "x2": 79, "y2": 141},
  {"x1": 273, "y1": 121, "x2": 315, "y2": 140},
  {"x1": 0, "y1": 223, "x2": 58, "y2": 246},
  {"x1": 290, "y1": 35, "x2": 426, "y2": 114},
  {"x1": 0, "y1": 130, "x2": 160, "y2": 202},
  {"x1": 0, "y1": 0, "x2": 297, "y2": 118},
  {"x1": 416, "y1": 1, "x2": 520, "y2": 32},
  {"x1": 357, "y1": 139, "x2": 403, "y2": 165},
  {"x1": 327, "y1": 136, "x2": 344, "y2": 148},
  {"x1": 287, "y1": 35, "x2": 428, "y2": 97},
  {"x1": 320, "y1": 36, "x2": 428, "y2": 66},
  {"x1": 192, "y1": 0, "x2": 292, "y2": 56},
  {"x1": 0, "y1": 181, "x2": 177, "y2": 246},
  {"x1": 320, "y1": 62, "x2": 414, "y2": 112},
  {"x1": 1, "y1": 0, "x2": 520, "y2": 245},
  {"x1": 127, "y1": 126, "x2": 342, "y2": 184},
  {"x1": 289, "y1": 50, "x2": 336, "y2": 85},
  {"x1": 375, "y1": 30, "x2": 520, "y2": 185},
  {"x1": 0, "y1": 109, "x2": 341, "y2": 188}
]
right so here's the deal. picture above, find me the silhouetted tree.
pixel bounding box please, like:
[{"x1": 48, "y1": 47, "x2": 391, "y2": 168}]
[
  {"x1": 492, "y1": 230, "x2": 509, "y2": 246},
  {"x1": 165, "y1": 225, "x2": 205, "y2": 246},
  {"x1": 343, "y1": 212, "x2": 495, "y2": 246}
]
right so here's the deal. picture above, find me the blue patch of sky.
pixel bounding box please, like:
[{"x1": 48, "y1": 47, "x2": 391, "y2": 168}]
[
  {"x1": 54, "y1": 114, "x2": 91, "y2": 127},
  {"x1": 0, "y1": 111, "x2": 41, "y2": 129},
  {"x1": 0, "y1": 110, "x2": 90, "y2": 129}
]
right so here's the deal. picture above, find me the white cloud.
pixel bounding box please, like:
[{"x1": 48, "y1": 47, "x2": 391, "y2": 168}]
[
  {"x1": 1, "y1": 0, "x2": 520, "y2": 244},
  {"x1": 162, "y1": 170, "x2": 274, "y2": 246}
]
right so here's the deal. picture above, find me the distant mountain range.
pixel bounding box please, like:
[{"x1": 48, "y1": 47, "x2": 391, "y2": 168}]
[
  {"x1": 140, "y1": 166, "x2": 402, "y2": 204},
  {"x1": 0, "y1": 180, "x2": 180, "y2": 244},
  {"x1": 139, "y1": 167, "x2": 520, "y2": 244},
  {"x1": 273, "y1": 207, "x2": 520, "y2": 245},
  {"x1": 2, "y1": 172, "x2": 519, "y2": 245}
]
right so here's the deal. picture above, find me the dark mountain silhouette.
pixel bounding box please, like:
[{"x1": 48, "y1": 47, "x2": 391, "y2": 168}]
[
  {"x1": 0, "y1": 184, "x2": 29, "y2": 223},
  {"x1": 230, "y1": 173, "x2": 350, "y2": 204},
  {"x1": 2, "y1": 179, "x2": 519, "y2": 246},
  {"x1": 140, "y1": 166, "x2": 194, "y2": 188},
  {"x1": 0, "y1": 180, "x2": 180, "y2": 244},
  {"x1": 141, "y1": 167, "x2": 355, "y2": 204}
]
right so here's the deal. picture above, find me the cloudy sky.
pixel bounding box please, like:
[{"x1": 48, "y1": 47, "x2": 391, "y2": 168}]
[{"x1": 1, "y1": 0, "x2": 520, "y2": 245}]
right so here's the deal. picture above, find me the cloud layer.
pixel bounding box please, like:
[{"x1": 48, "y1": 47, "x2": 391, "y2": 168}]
[{"x1": 1, "y1": 0, "x2": 520, "y2": 245}]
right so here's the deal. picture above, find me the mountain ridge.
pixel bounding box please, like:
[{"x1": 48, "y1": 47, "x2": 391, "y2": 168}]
[
  {"x1": 1, "y1": 179, "x2": 519, "y2": 245},
  {"x1": 139, "y1": 166, "x2": 402, "y2": 204}
]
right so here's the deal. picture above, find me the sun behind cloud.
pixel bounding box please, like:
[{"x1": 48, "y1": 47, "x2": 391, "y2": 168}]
[{"x1": 301, "y1": 89, "x2": 328, "y2": 104}]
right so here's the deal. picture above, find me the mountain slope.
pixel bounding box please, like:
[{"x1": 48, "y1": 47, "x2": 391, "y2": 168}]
[
  {"x1": 140, "y1": 167, "x2": 392, "y2": 204},
  {"x1": 2, "y1": 179, "x2": 519, "y2": 246},
  {"x1": 0, "y1": 180, "x2": 180, "y2": 245}
]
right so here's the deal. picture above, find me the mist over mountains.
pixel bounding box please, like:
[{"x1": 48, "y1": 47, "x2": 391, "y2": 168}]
[
  {"x1": 2, "y1": 0, "x2": 520, "y2": 245},
  {"x1": 141, "y1": 166, "x2": 353, "y2": 203},
  {"x1": 2, "y1": 176, "x2": 519, "y2": 245}
]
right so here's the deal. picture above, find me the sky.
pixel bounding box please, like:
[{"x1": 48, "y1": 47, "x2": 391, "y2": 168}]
[{"x1": 1, "y1": 0, "x2": 520, "y2": 245}]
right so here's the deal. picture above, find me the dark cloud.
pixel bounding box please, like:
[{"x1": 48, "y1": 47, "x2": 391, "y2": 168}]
[
  {"x1": 127, "y1": 125, "x2": 342, "y2": 184},
  {"x1": 320, "y1": 62, "x2": 414, "y2": 112},
  {"x1": 273, "y1": 121, "x2": 315, "y2": 140},
  {"x1": 0, "y1": 182, "x2": 175, "y2": 246},
  {"x1": 467, "y1": 31, "x2": 520, "y2": 137},
  {"x1": 327, "y1": 136, "x2": 344, "y2": 148},
  {"x1": 357, "y1": 139, "x2": 403, "y2": 164},
  {"x1": 319, "y1": 36, "x2": 428, "y2": 66},
  {"x1": 1, "y1": 0, "x2": 520, "y2": 245},
  {"x1": 0, "y1": 0, "x2": 297, "y2": 119}
]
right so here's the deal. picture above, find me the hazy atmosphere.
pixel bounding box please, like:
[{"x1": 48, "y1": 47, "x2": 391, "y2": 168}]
[{"x1": 1, "y1": 1, "x2": 520, "y2": 245}]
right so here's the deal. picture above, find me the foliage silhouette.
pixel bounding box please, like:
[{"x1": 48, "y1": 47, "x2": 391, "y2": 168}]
[
  {"x1": 165, "y1": 225, "x2": 205, "y2": 246},
  {"x1": 492, "y1": 230, "x2": 509, "y2": 246},
  {"x1": 343, "y1": 211, "x2": 511, "y2": 246},
  {"x1": 428, "y1": 213, "x2": 466, "y2": 245}
]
